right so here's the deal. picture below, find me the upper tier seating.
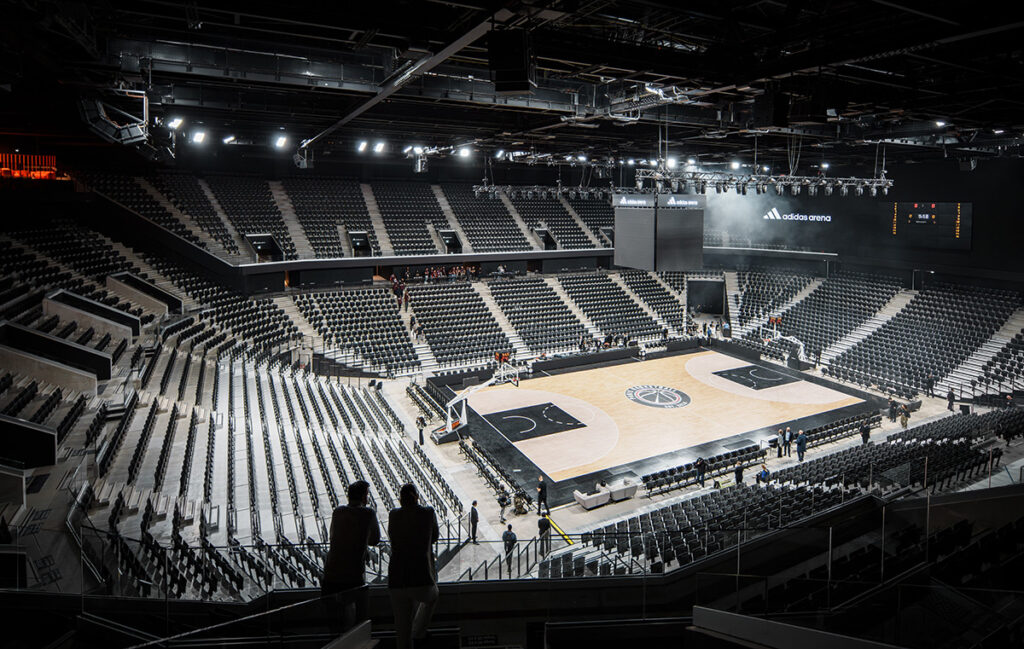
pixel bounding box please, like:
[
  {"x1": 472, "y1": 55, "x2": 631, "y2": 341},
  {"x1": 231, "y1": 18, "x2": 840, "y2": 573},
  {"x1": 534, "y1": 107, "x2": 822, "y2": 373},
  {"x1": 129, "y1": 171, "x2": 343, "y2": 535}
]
[
  {"x1": 509, "y1": 195, "x2": 593, "y2": 249},
  {"x1": 619, "y1": 271, "x2": 689, "y2": 333},
  {"x1": 735, "y1": 270, "x2": 813, "y2": 328},
  {"x1": 488, "y1": 277, "x2": 587, "y2": 353},
  {"x1": 371, "y1": 182, "x2": 444, "y2": 256},
  {"x1": 559, "y1": 273, "x2": 662, "y2": 340},
  {"x1": 442, "y1": 185, "x2": 532, "y2": 252},
  {"x1": 828, "y1": 283, "x2": 1019, "y2": 397},
  {"x1": 974, "y1": 329, "x2": 1024, "y2": 395},
  {"x1": 82, "y1": 173, "x2": 207, "y2": 250},
  {"x1": 566, "y1": 196, "x2": 613, "y2": 247},
  {"x1": 281, "y1": 177, "x2": 372, "y2": 258},
  {"x1": 150, "y1": 172, "x2": 240, "y2": 254},
  {"x1": 140, "y1": 252, "x2": 298, "y2": 353},
  {"x1": 409, "y1": 283, "x2": 511, "y2": 367},
  {"x1": 205, "y1": 175, "x2": 297, "y2": 260},
  {"x1": 744, "y1": 272, "x2": 902, "y2": 361},
  {"x1": 294, "y1": 289, "x2": 419, "y2": 374}
]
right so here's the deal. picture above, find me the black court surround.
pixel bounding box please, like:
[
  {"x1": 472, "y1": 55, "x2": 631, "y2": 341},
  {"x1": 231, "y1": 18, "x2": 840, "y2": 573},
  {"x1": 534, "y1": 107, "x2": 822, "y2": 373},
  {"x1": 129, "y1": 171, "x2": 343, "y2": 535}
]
[{"x1": 713, "y1": 365, "x2": 801, "y2": 391}]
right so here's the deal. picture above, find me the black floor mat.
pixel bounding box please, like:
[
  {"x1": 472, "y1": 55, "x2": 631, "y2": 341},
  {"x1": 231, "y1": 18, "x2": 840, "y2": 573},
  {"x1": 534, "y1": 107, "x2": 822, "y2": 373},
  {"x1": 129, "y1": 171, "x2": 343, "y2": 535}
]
[
  {"x1": 714, "y1": 365, "x2": 801, "y2": 390},
  {"x1": 483, "y1": 403, "x2": 586, "y2": 443}
]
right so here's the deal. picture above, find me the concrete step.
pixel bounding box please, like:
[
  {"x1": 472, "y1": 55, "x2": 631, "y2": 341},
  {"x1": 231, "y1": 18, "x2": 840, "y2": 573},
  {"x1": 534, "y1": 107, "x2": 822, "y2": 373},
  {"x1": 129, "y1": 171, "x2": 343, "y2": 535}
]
[
  {"x1": 360, "y1": 184, "x2": 394, "y2": 256},
  {"x1": 268, "y1": 180, "x2": 315, "y2": 259},
  {"x1": 735, "y1": 277, "x2": 824, "y2": 339},
  {"x1": 545, "y1": 276, "x2": 602, "y2": 338},
  {"x1": 723, "y1": 270, "x2": 741, "y2": 329},
  {"x1": 431, "y1": 185, "x2": 474, "y2": 253},
  {"x1": 472, "y1": 281, "x2": 533, "y2": 358},
  {"x1": 609, "y1": 272, "x2": 679, "y2": 338},
  {"x1": 937, "y1": 306, "x2": 1024, "y2": 395},
  {"x1": 196, "y1": 178, "x2": 254, "y2": 261},
  {"x1": 820, "y1": 290, "x2": 916, "y2": 362},
  {"x1": 557, "y1": 195, "x2": 603, "y2": 248},
  {"x1": 499, "y1": 191, "x2": 543, "y2": 251},
  {"x1": 134, "y1": 177, "x2": 238, "y2": 262},
  {"x1": 271, "y1": 296, "x2": 322, "y2": 345}
]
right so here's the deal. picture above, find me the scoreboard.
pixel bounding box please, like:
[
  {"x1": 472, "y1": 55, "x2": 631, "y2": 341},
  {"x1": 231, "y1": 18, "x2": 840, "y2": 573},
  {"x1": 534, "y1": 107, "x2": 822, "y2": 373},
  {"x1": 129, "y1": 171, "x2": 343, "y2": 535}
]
[{"x1": 885, "y1": 201, "x2": 972, "y2": 250}]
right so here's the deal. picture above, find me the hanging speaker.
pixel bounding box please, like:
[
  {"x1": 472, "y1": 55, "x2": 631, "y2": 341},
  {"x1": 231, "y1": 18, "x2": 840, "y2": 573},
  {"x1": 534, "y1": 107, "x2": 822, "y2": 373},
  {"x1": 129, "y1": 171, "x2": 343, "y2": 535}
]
[{"x1": 488, "y1": 29, "x2": 536, "y2": 95}]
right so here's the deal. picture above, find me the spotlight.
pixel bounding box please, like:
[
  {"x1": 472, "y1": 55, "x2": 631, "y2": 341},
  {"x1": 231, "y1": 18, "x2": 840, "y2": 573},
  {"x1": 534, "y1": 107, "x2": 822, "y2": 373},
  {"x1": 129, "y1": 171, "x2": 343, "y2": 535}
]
[
  {"x1": 577, "y1": 154, "x2": 587, "y2": 162},
  {"x1": 763, "y1": 165, "x2": 770, "y2": 172},
  {"x1": 730, "y1": 161, "x2": 740, "y2": 170},
  {"x1": 627, "y1": 159, "x2": 635, "y2": 166},
  {"x1": 222, "y1": 135, "x2": 236, "y2": 144},
  {"x1": 666, "y1": 157, "x2": 677, "y2": 169},
  {"x1": 715, "y1": 182, "x2": 722, "y2": 194},
  {"x1": 808, "y1": 184, "x2": 817, "y2": 197},
  {"x1": 821, "y1": 162, "x2": 829, "y2": 170},
  {"x1": 840, "y1": 184, "x2": 849, "y2": 197},
  {"x1": 994, "y1": 129, "x2": 1005, "y2": 135},
  {"x1": 373, "y1": 141, "x2": 385, "y2": 153},
  {"x1": 495, "y1": 149, "x2": 504, "y2": 158},
  {"x1": 855, "y1": 185, "x2": 864, "y2": 196},
  {"x1": 402, "y1": 145, "x2": 412, "y2": 154},
  {"x1": 191, "y1": 131, "x2": 206, "y2": 144},
  {"x1": 357, "y1": 141, "x2": 368, "y2": 152},
  {"x1": 882, "y1": 186, "x2": 889, "y2": 196},
  {"x1": 775, "y1": 183, "x2": 784, "y2": 195},
  {"x1": 697, "y1": 181, "x2": 706, "y2": 194},
  {"x1": 459, "y1": 148, "x2": 471, "y2": 158},
  {"x1": 636, "y1": 178, "x2": 643, "y2": 190},
  {"x1": 870, "y1": 186, "x2": 878, "y2": 197},
  {"x1": 791, "y1": 184, "x2": 800, "y2": 196},
  {"x1": 648, "y1": 159, "x2": 657, "y2": 166},
  {"x1": 935, "y1": 120, "x2": 946, "y2": 127},
  {"x1": 413, "y1": 146, "x2": 424, "y2": 155},
  {"x1": 275, "y1": 136, "x2": 288, "y2": 148},
  {"x1": 168, "y1": 117, "x2": 183, "y2": 129},
  {"x1": 824, "y1": 183, "x2": 833, "y2": 196},
  {"x1": 687, "y1": 158, "x2": 696, "y2": 165}
]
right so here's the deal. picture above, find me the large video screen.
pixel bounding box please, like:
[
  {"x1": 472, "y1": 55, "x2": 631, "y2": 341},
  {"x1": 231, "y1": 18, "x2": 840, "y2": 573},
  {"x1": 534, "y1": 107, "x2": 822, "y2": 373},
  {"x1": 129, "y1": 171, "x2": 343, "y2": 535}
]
[
  {"x1": 613, "y1": 207, "x2": 656, "y2": 270},
  {"x1": 883, "y1": 201, "x2": 972, "y2": 250},
  {"x1": 655, "y1": 208, "x2": 704, "y2": 271}
]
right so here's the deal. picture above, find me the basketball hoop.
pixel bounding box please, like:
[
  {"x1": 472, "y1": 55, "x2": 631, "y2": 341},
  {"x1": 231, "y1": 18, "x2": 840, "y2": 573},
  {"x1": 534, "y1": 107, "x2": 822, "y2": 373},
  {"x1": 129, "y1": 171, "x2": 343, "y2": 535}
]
[{"x1": 495, "y1": 361, "x2": 520, "y2": 387}]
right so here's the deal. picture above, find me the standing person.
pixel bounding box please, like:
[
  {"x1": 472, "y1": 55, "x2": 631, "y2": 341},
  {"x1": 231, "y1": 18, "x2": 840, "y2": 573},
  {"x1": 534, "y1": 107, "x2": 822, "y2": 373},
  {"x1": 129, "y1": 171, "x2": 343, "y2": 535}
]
[
  {"x1": 860, "y1": 421, "x2": 871, "y2": 445},
  {"x1": 925, "y1": 373, "x2": 935, "y2": 398},
  {"x1": 502, "y1": 524, "x2": 517, "y2": 576},
  {"x1": 1006, "y1": 395, "x2": 1015, "y2": 409},
  {"x1": 415, "y1": 416, "x2": 425, "y2": 446},
  {"x1": 734, "y1": 463, "x2": 744, "y2": 485},
  {"x1": 388, "y1": 484, "x2": 440, "y2": 649},
  {"x1": 776, "y1": 429, "x2": 785, "y2": 458},
  {"x1": 538, "y1": 516, "x2": 551, "y2": 556},
  {"x1": 497, "y1": 489, "x2": 509, "y2": 523},
  {"x1": 536, "y1": 475, "x2": 549, "y2": 516},
  {"x1": 694, "y1": 457, "x2": 707, "y2": 488},
  {"x1": 404, "y1": 291, "x2": 411, "y2": 312},
  {"x1": 899, "y1": 405, "x2": 910, "y2": 429},
  {"x1": 321, "y1": 480, "x2": 380, "y2": 634},
  {"x1": 784, "y1": 427, "x2": 793, "y2": 457},
  {"x1": 947, "y1": 389, "x2": 956, "y2": 412},
  {"x1": 469, "y1": 501, "x2": 479, "y2": 545},
  {"x1": 888, "y1": 399, "x2": 897, "y2": 423},
  {"x1": 796, "y1": 430, "x2": 808, "y2": 462},
  {"x1": 409, "y1": 314, "x2": 416, "y2": 331}
]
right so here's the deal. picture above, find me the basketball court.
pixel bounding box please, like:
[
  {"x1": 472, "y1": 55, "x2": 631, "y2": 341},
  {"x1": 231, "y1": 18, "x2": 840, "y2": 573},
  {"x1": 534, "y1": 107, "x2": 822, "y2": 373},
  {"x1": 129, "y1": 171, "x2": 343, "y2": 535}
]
[{"x1": 466, "y1": 350, "x2": 864, "y2": 482}]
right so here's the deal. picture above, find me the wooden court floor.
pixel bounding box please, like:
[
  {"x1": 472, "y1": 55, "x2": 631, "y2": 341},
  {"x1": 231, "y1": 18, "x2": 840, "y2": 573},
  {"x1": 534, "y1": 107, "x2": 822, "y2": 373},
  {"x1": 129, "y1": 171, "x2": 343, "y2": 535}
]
[{"x1": 467, "y1": 351, "x2": 863, "y2": 482}]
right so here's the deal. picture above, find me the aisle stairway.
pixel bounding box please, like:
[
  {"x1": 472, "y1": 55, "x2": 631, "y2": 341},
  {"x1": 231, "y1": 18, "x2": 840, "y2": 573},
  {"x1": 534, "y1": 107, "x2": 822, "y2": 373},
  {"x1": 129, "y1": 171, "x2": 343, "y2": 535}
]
[
  {"x1": 557, "y1": 195, "x2": 603, "y2": 248},
  {"x1": 937, "y1": 307, "x2": 1024, "y2": 396},
  {"x1": 359, "y1": 184, "x2": 394, "y2": 256},
  {"x1": 472, "y1": 281, "x2": 532, "y2": 359},
  {"x1": 734, "y1": 278, "x2": 824, "y2": 339},
  {"x1": 499, "y1": 192, "x2": 544, "y2": 251},
  {"x1": 544, "y1": 276, "x2": 603, "y2": 339},
  {"x1": 818, "y1": 290, "x2": 917, "y2": 363},
  {"x1": 431, "y1": 185, "x2": 474, "y2": 253},
  {"x1": 609, "y1": 273, "x2": 681, "y2": 338},
  {"x1": 196, "y1": 178, "x2": 253, "y2": 260},
  {"x1": 135, "y1": 177, "x2": 241, "y2": 263},
  {"x1": 267, "y1": 181, "x2": 315, "y2": 259}
]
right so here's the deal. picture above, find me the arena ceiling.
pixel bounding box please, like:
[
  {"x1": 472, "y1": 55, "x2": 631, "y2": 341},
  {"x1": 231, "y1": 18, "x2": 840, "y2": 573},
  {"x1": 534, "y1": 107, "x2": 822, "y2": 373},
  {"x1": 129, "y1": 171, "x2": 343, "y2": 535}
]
[{"x1": 4, "y1": 0, "x2": 1024, "y2": 170}]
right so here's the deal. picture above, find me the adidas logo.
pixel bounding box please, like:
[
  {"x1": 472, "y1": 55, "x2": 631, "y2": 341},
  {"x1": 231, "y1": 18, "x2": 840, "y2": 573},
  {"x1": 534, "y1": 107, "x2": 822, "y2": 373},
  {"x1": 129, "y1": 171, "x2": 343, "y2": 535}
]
[{"x1": 762, "y1": 207, "x2": 782, "y2": 220}]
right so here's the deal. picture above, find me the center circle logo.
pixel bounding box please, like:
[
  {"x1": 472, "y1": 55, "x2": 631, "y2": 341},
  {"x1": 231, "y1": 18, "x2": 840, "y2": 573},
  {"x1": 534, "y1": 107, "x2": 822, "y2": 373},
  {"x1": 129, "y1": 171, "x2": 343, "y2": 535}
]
[{"x1": 624, "y1": 385, "x2": 691, "y2": 409}]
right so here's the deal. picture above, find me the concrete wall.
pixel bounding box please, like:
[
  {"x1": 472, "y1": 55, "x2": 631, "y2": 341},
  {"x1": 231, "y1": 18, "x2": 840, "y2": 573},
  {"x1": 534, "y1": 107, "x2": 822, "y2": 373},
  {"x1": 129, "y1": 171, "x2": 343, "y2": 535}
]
[
  {"x1": 106, "y1": 275, "x2": 168, "y2": 316},
  {"x1": 43, "y1": 297, "x2": 133, "y2": 344},
  {"x1": 0, "y1": 345, "x2": 97, "y2": 397}
]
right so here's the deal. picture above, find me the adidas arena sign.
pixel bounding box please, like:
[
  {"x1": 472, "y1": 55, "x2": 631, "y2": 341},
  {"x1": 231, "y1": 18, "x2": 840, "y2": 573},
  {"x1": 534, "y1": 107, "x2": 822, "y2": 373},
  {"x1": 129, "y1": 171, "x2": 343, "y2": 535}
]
[{"x1": 762, "y1": 207, "x2": 831, "y2": 222}]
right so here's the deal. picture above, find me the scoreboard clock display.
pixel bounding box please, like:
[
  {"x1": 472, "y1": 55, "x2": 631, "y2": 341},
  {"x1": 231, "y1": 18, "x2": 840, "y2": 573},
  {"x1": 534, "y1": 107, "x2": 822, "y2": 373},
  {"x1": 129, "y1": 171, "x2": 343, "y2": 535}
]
[{"x1": 885, "y1": 201, "x2": 972, "y2": 250}]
